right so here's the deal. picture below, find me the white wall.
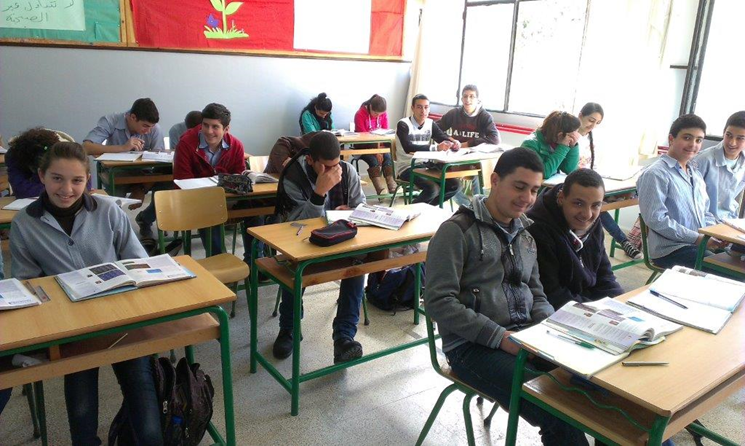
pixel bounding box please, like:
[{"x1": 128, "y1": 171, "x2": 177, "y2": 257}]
[{"x1": 0, "y1": 47, "x2": 412, "y2": 154}]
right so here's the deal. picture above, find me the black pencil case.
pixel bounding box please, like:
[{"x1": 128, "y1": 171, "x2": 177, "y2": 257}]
[{"x1": 309, "y1": 220, "x2": 358, "y2": 247}]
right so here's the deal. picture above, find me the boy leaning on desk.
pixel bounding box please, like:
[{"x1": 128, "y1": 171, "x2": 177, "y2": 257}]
[{"x1": 272, "y1": 132, "x2": 368, "y2": 364}]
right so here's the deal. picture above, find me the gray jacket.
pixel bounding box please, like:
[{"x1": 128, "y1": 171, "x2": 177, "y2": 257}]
[
  {"x1": 424, "y1": 195, "x2": 553, "y2": 353},
  {"x1": 281, "y1": 156, "x2": 366, "y2": 222},
  {"x1": 11, "y1": 194, "x2": 147, "y2": 280}
]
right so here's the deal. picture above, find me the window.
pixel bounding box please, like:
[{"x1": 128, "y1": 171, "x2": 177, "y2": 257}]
[
  {"x1": 691, "y1": 1, "x2": 745, "y2": 137},
  {"x1": 431, "y1": 0, "x2": 589, "y2": 116}
]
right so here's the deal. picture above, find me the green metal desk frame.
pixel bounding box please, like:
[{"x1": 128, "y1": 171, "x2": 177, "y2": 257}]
[
  {"x1": 96, "y1": 161, "x2": 173, "y2": 196},
  {"x1": 407, "y1": 158, "x2": 484, "y2": 209},
  {"x1": 248, "y1": 237, "x2": 430, "y2": 416},
  {"x1": 694, "y1": 234, "x2": 745, "y2": 279},
  {"x1": 1, "y1": 306, "x2": 237, "y2": 446},
  {"x1": 504, "y1": 349, "x2": 739, "y2": 446}
]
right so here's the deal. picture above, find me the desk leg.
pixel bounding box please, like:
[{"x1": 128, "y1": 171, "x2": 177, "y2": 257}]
[
  {"x1": 211, "y1": 306, "x2": 236, "y2": 446},
  {"x1": 504, "y1": 349, "x2": 529, "y2": 446},
  {"x1": 33, "y1": 381, "x2": 47, "y2": 446},
  {"x1": 291, "y1": 268, "x2": 305, "y2": 416},
  {"x1": 609, "y1": 209, "x2": 620, "y2": 258},
  {"x1": 408, "y1": 160, "x2": 416, "y2": 204},
  {"x1": 438, "y1": 169, "x2": 447, "y2": 209},
  {"x1": 413, "y1": 262, "x2": 422, "y2": 325},
  {"x1": 249, "y1": 239, "x2": 260, "y2": 374},
  {"x1": 695, "y1": 235, "x2": 710, "y2": 270},
  {"x1": 648, "y1": 415, "x2": 670, "y2": 446}
]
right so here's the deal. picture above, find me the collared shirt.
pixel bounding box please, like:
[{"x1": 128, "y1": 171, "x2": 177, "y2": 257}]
[
  {"x1": 637, "y1": 154, "x2": 716, "y2": 259},
  {"x1": 83, "y1": 111, "x2": 165, "y2": 151},
  {"x1": 693, "y1": 141, "x2": 745, "y2": 220},
  {"x1": 198, "y1": 132, "x2": 230, "y2": 167},
  {"x1": 168, "y1": 122, "x2": 188, "y2": 150}
]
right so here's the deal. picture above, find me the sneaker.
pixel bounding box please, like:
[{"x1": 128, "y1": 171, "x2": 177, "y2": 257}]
[
  {"x1": 622, "y1": 240, "x2": 642, "y2": 260},
  {"x1": 333, "y1": 338, "x2": 363, "y2": 364},
  {"x1": 272, "y1": 328, "x2": 295, "y2": 359},
  {"x1": 135, "y1": 212, "x2": 154, "y2": 239}
]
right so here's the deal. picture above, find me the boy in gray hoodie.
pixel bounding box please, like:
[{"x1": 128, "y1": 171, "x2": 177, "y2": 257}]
[{"x1": 424, "y1": 147, "x2": 589, "y2": 445}]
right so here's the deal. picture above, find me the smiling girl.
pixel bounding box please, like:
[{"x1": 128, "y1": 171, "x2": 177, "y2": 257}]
[{"x1": 10, "y1": 142, "x2": 162, "y2": 445}]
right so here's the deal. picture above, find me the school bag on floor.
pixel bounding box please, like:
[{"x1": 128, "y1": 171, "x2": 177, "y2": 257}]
[
  {"x1": 108, "y1": 357, "x2": 215, "y2": 446},
  {"x1": 365, "y1": 264, "x2": 425, "y2": 314}
]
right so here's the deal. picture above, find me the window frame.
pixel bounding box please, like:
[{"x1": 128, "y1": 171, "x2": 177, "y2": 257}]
[{"x1": 434, "y1": 0, "x2": 589, "y2": 119}]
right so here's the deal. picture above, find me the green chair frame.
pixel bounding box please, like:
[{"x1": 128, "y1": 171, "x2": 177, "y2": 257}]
[
  {"x1": 638, "y1": 215, "x2": 666, "y2": 284},
  {"x1": 416, "y1": 313, "x2": 500, "y2": 446}
]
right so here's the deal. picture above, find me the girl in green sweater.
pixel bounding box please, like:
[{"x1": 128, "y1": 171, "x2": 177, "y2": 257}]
[
  {"x1": 299, "y1": 92, "x2": 333, "y2": 134},
  {"x1": 522, "y1": 111, "x2": 581, "y2": 178}
]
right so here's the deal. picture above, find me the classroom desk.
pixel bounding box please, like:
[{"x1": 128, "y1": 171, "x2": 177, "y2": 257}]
[
  {"x1": 0, "y1": 189, "x2": 109, "y2": 230},
  {"x1": 246, "y1": 203, "x2": 451, "y2": 415},
  {"x1": 0, "y1": 256, "x2": 238, "y2": 446},
  {"x1": 504, "y1": 286, "x2": 744, "y2": 446},
  {"x1": 695, "y1": 224, "x2": 745, "y2": 278},
  {"x1": 96, "y1": 159, "x2": 174, "y2": 196},
  {"x1": 337, "y1": 131, "x2": 396, "y2": 157}
]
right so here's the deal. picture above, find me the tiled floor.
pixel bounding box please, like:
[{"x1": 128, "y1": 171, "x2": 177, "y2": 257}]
[{"x1": 1, "y1": 191, "x2": 743, "y2": 445}]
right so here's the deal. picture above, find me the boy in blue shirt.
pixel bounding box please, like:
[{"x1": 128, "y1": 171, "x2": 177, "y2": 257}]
[{"x1": 693, "y1": 111, "x2": 745, "y2": 220}]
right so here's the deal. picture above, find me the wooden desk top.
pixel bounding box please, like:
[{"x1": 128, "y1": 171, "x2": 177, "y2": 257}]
[
  {"x1": 0, "y1": 256, "x2": 235, "y2": 352},
  {"x1": 589, "y1": 287, "x2": 745, "y2": 416},
  {"x1": 699, "y1": 224, "x2": 745, "y2": 245},
  {"x1": 247, "y1": 203, "x2": 452, "y2": 263},
  {"x1": 337, "y1": 132, "x2": 395, "y2": 144},
  {"x1": 0, "y1": 190, "x2": 109, "y2": 224}
]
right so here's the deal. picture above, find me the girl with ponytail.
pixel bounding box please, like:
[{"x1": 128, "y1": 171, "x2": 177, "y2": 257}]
[{"x1": 354, "y1": 94, "x2": 396, "y2": 196}]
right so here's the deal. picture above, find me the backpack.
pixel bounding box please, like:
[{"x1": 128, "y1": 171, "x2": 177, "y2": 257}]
[
  {"x1": 365, "y1": 264, "x2": 425, "y2": 314},
  {"x1": 108, "y1": 357, "x2": 215, "y2": 446}
]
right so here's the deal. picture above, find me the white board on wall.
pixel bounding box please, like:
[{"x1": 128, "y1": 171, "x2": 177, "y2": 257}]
[{"x1": 293, "y1": 0, "x2": 371, "y2": 54}]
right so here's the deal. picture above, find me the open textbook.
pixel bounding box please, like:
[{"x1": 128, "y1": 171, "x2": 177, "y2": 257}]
[
  {"x1": 511, "y1": 298, "x2": 681, "y2": 378},
  {"x1": 56, "y1": 254, "x2": 195, "y2": 302},
  {"x1": 95, "y1": 152, "x2": 143, "y2": 162},
  {"x1": 141, "y1": 151, "x2": 174, "y2": 163},
  {"x1": 244, "y1": 171, "x2": 278, "y2": 183},
  {"x1": 626, "y1": 266, "x2": 743, "y2": 334},
  {"x1": 349, "y1": 203, "x2": 420, "y2": 230},
  {"x1": 0, "y1": 279, "x2": 43, "y2": 310},
  {"x1": 370, "y1": 128, "x2": 395, "y2": 135}
]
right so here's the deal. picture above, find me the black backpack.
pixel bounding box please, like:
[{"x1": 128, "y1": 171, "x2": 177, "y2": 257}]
[
  {"x1": 365, "y1": 264, "x2": 425, "y2": 314},
  {"x1": 108, "y1": 357, "x2": 215, "y2": 446}
]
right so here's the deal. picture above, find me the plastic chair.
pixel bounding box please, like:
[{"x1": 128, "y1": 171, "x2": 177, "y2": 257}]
[
  {"x1": 416, "y1": 313, "x2": 501, "y2": 446},
  {"x1": 638, "y1": 215, "x2": 665, "y2": 284},
  {"x1": 154, "y1": 187, "x2": 250, "y2": 319}
]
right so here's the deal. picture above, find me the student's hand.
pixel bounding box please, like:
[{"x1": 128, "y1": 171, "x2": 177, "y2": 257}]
[
  {"x1": 561, "y1": 131, "x2": 581, "y2": 147},
  {"x1": 315, "y1": 164, "x2": 343, "y2": 196},
  {"x1": 499, "y1": 331, "x2": 521, "y2": 356},
  {"x1": 123, "y1": 137, "x2": 144, "y2": 152},
  {"x1": 450, "y1": 139, "x2": 462, "y2": 150},
  {"x1": 335, "y1": 205, "x2": 351, "y2": 210},
  {"x1": 436, "y1": 141, "x2": 453, "y2": 152},
  {"x1": 707, "y1": 237, "x2": 728, "y2": 250}
]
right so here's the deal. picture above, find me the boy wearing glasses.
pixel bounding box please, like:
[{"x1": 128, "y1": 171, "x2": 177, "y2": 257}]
[{"x1": 527, "y1": 169, "x2": 623, "y2": 309}]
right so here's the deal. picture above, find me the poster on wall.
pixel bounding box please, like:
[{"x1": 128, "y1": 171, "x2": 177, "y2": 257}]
[
  {"x1": 1, "y1": 0, "x2": 86, "y2": 31},
  {"x1": 131, "y1": 0, "x2": 404, "y2": 57}
]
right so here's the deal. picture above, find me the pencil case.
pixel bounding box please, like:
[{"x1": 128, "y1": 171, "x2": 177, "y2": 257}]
[{"x1": 309, "y1": 220, "x2": 358, "y2": 247}]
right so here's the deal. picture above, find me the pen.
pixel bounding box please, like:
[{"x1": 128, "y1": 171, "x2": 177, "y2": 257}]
[
  {"x1": 107, "y1": 333, "x2": 128, "y2": 349},
  {"x1": 546, "y1": 330, "x2": 595, "y2": 349},
  {"x1": 649, "y1": 290, "x2": 688, "y2": 309},
  {"x1": 622, "y1": 361, "x2": 669, "y2": 367},
  {"x1": 296, "y1": 226, "x2": 303, "y2": 236}
]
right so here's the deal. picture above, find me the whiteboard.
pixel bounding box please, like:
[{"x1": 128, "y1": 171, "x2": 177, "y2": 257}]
[{"x1": 293, "y1": 0, "x2": 371, "y2": 54}]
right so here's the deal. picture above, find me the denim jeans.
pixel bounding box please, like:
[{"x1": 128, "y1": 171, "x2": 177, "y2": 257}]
[
  {"x1": 359, "y1": 153, "x2": 393, "y2": 168},
  {"x1": 399, "y1": 165, "x2": 460, "y2": 206},
  {"x1": 445, "y1": 342, "x2": 589, "y2": 446},
  {"x1": 65, "y1": 356, "x2": 162, "y2": 446},
  {"x1": 0, "y1": 388, "x2": 10, "y2": 415},
  {"x1": 139, "y1": 183, "x2": 174, "y2": 225},
  {"x1": 653, "y1": 245, "x2": 712, "y2": 270},
  {"x1": 279, "y1": 275, "x2": 364, "y2": 341},
  {"x1": 599, "y1": 211, "x2": 628, "y2": 244},
  {"x1": 198, "y1": 214, "x2": 264, "y2": 262}
]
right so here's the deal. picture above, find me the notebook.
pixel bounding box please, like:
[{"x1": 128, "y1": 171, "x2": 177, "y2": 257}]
[{"x1": 95, "y1": 152, "x2": 143, "y2": 162}]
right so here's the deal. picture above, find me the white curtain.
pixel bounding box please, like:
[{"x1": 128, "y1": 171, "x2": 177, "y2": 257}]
[
  {"x1": 574, "y1": 0, "x2": 674, "y2": 167},
  {"x1": 404, "y1": 0, "x2": 465, "y2": 116}
]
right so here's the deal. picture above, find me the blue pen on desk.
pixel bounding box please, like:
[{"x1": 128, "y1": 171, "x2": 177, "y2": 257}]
[
  {"x1": 546, "y1": 330, "x2": 595, "y2": 349},
  {"x1": 649, "y1": 290, "x2": 688, "y2": 309}
]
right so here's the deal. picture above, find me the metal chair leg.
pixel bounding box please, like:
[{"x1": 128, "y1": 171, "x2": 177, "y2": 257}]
[
  {"x1": 415, "y1": 384, "x2": 458, "y2": 446},
  {"x1": 361, "y1": 295, "x2": 370, "y2": 326},
  {"x1": 230, "y1": 282, "x2": 238, "y2": 318},
  {"x1": 462, "y1": 392, "x2": 477, "y2": 446},
  {"x1": 272, "y1": 288, "x2": 281, "y2": 317},
  {"x1": 484, "y1": 402, "x2": 499, "y2": 427}
]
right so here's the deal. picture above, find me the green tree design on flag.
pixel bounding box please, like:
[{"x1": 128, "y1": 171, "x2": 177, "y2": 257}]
[{"x1": 204, "y1": 0, "x2": 249, "y2": 39}]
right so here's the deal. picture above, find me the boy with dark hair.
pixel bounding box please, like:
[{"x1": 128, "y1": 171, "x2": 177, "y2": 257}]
[
  {"x1": 273, "y1": 132, "x2": 367, "y2": 363},
  {"x1": 693, "y1": 111, "x2": 745, "y2": 220},
  {"x1": 169, "y1": 110, "x2": 203, "y2": 150},
  {"x1": 83, "y1": 98, "x2": 166, "y2": 237},
  {"x1": 425, "y1": 147, "x2": 589, "y2": 445},
  {"x1": 638, "y1": 114, "x2": 722, "y2": 269},
  {"x1": 395, "y1": 94, "x2": 461, "y2": 205},
  {"x1": 527, "y1": 169, "x2": 623, "y2": 309},
  {"x1": 173, "y1": 103, "x2": 258, "y2": 261}
]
